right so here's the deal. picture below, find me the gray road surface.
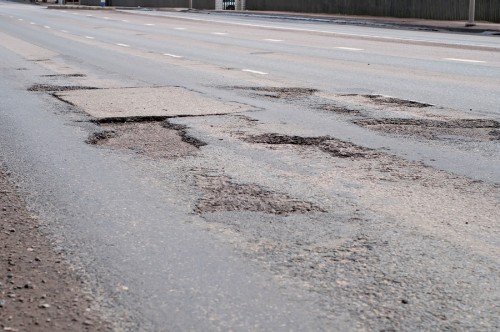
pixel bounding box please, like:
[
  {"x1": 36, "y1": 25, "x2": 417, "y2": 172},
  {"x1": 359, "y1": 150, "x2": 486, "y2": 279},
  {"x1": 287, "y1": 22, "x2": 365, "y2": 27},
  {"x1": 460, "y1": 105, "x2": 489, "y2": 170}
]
[{"x1": 1, "y1": 1, "x2": 499, "y2": 331}]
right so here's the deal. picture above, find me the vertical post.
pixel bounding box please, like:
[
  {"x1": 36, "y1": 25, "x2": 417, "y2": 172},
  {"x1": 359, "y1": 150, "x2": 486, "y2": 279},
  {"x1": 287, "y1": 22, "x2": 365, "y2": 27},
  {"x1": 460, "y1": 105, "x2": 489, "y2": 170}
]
[
  {"x1": 189, "y1": 0, "x2": 192, "y2": 9},
  {"x1": 467, "y1": 0, "x2": 476, "y2": 26}
]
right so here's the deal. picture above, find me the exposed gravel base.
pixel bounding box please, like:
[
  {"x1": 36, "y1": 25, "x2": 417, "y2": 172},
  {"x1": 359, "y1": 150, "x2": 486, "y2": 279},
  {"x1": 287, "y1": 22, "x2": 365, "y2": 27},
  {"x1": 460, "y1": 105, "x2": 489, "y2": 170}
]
[
  {"x1": 87, "y1": 121, "x2": 203, "y2": 159},
  {"x1": 355, "y1": 118, "x2": 500, "y2": 141},
  {"x1": 28, "y1": 84, "x2": 98, "y2": 92},
  {"x1": 195, "y1": 175, "x2": 324, "y2": 215},
  {"x1": 0, "y1": 170, "x2": 110, "y2": 332}
]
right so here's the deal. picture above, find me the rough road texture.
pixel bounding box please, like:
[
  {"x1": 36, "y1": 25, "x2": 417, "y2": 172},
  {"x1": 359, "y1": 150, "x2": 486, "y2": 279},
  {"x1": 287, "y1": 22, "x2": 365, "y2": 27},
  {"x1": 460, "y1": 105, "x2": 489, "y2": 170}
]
[{"x1": 0, "y1": 170, "x2": 110, "y2": 332}]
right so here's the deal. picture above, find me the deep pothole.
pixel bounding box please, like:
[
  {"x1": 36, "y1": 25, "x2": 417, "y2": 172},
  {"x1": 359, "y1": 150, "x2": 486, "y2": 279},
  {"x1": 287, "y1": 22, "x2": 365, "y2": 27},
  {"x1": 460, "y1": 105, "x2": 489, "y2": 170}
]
[
  {"x1": 355, "y1": 118, "x2": 500, "y2": 141},
  {"x1": 196, "y1": 175, "x2": 324, "y2": 215},
  {"x1": 87, "y1": 120, "x2": 206, "y2": 159},
  {"x1": 244, "y1": 133, "x2": 377, "y2": 158},
  {"x1": 224, "y1": 86, "x2": 318, "y2": 100},
  {"x1": 362, "y1": 95, "x2": 433, "y2": 108},
  {"x1": 28, "y1": 84, "x2": 98, "y2": 92}
]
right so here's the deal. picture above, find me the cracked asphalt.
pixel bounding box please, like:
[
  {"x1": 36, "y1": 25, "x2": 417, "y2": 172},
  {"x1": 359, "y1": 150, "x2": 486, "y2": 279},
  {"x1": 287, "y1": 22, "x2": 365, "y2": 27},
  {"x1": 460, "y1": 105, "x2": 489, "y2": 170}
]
[{"x1": 1, "y1": 2, "x2": 499, "y2": 331}]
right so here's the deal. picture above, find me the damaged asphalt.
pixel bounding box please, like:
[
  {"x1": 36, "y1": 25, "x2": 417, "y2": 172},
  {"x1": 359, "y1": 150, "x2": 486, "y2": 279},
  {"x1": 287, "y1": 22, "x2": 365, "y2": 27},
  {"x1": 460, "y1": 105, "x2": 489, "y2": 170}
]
[{"x1": 1, "y1": 3, "x2": 499, "y2": 331}]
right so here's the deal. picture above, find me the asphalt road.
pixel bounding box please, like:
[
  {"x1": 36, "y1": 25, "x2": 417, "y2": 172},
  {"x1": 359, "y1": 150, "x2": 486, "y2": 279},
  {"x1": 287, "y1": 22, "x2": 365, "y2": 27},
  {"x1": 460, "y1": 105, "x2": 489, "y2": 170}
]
[{"x1": 1, "y1": 1, "x2": 499, "y2": 331}]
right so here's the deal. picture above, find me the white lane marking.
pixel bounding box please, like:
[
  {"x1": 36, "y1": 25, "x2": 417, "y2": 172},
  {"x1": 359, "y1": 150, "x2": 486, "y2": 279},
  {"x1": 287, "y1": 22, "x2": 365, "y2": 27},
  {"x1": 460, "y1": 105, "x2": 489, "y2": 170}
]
[
  {"x1": 116, "y1": 43, "x2": 130, "y2": 47},
  {"x1": 242, "y1": 69, "x2": 268, "y2": 75},
  {"x1": 61, "y1": 30, "x2": 68, "y2": 33},
  {"x1": 163, "y1": 53, "x2": 182, "y2": 58},
  {"x1": 157, "y1": 13, "x2": 499, "y2": 50},
  {"x1": 145, "y1": 23, "x2": 155, "y2": 26},
  {"x1": 336, "y1": 47, "x2": 363, "y2": 51},
  {"x1": 44, "y1": 26, "x2": 51, "y2": 29},
  {"x1": 103, "y1": 17, "x2": 110, "y2": 20},
  {"x1": 175, "y1": 27, "x2": 186, "y2": 30},
  {"x1": 122, "y1": 20, "x2": 129, "y2": 22},
  {"x1": 443, "y1": 58, "x2": 486, "y2": 63},
  {"x1": 212, "y1": 32, "x2": 228, "y2": 35},
  {"x1": 18, "y1": 18, "x2": 23, "y2": 21},
  {"x1": 30, "y1": 22, "x2": 36, "y2": 25},
  {"x1": 86, "y1": 14, "x2": 93, "y2": 17},
  {"x1": 85, "y1": 36, "x2": 95, "y2": 39},
  {"x1": 264, "y1": 39, "x2": 283, "y2": 42}
]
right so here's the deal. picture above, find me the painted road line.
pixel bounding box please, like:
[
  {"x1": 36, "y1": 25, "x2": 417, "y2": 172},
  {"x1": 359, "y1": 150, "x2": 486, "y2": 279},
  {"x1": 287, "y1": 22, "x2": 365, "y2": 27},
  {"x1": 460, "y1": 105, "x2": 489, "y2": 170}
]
[
  {"x1": 163, "y1": 53, "x2": 183, "y2": 58},
  {"x1": 264, "y1": 39, "x2": 283, "y2": 42},
  {"x1": 18, "y1": 18, "x2": 23, "y2": 21},
  {"x1": 444, "y1": 58, "x2": 486, "y2": 63},
  {"x1": 116, "y1": 43, "x2": 130, "y2": 47},
  {"x1": 44, "y1": 26, "x2": 51, "y2": 29},
  {"x1": 212, "y1": 32, "x2": 228, "y2": 35},
  {"x1": 242, "y1": 69, "x2": 268, "y2": 75},
  {"x1": 30, "y1": 22, "x2": 36, "y2": 25},
  {"x1": 122, "y1": 20, "x2": 129, "y2": 22},
  {"x1": 336, "y1": 47, "x2": 363, "y2": 51},
  {"x1": 61, "y1": 30, "x2": 68, "y2": 33},
  {"x1": 85, "y1": 36, "x2": 95, "y2": 39},
  {"x1": 103, "y1": 17, "x2": 110, "y2": 20},
  {"x1": 175, "y1": 28, "x2": 186, "y2": 30},
  {"x1": 145, "y1": 23, "x2": 155, "y2": 26}
]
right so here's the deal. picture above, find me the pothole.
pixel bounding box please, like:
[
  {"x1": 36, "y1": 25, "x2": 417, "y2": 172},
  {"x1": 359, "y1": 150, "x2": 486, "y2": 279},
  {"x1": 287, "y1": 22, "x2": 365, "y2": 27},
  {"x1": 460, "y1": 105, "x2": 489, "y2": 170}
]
[
  {"x1": 244, "y1": 133, "x2": 377, "y2": 158},
  {"x1": 315, "y1": 103, "x2": 361, "y2": 115},
  {"x1": 225, "y1": 86, "x2": 318, "y2": 100},
  {"x1": 40, "y1": 74, "x2": 86, "y2": 78},
  {"x1": 28, "y1": 84, "x2": 98, "y2": 92},
  {"x1": 86, "y1": 120, "x2": 205, "y2": 159},
  {"x1": 355, "y1": 118, "x2": 500, "y2": 141},
  {"x1": 363, "y1": 95, "x2": 433, "y2": 108},
  {"x1": 195, "y1": 175, "x2": 324, "y2": 215}
]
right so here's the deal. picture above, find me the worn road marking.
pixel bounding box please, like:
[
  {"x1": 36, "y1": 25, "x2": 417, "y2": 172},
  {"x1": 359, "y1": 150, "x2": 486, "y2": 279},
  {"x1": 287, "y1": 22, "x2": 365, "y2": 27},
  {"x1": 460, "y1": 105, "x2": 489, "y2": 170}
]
[
  {"x1": 122, "y1": 20, "x2": 129, "y2": 22},
  {"x1": 85, "y1": 36, "x2": 95, "y2": 39},
  {"x1": 212, "y1": 32, "x2": 228, "y2": 35},
  {"x1": 30, "y1": 22, "x2": 35, "y2": 25},
  {"x1": 18, "y1": 18, "x2": 23, "y2": 21},
  {"x1": 61, "y1": 30, "x2": 68, "y2": 33},
  {"x1": 163, "y1": 53, "x2": 183, "y2": 58},
  {"x1": 242, "y1": 69, "x2": 268, "y2": 75},
  {"x1": 444, "y1": 58, "x2": 486, "y2": 63},
  {"x1": 145, "y1": 23, "x2": 155, "y2": 26},
  {"x1": 44, "y1": 26, "x2": 51, "y2": 29},
  {"x1": 264, "y1": 39, "x2": 283, "y2": 42},
  {"x1": 336, "y1": 47, "x2": 363, "y2": 51},
  {"x1": 116, "y1": 43, "x2": 130, "y2": 47},
  {"x1": 86, "y1": 14, "x2": 93, "y2": 17},
  {"x1": 175, "y1": 27, "x2": 186, "y2": 30},
  {"x1": 103, "y1": 17, "x2": 110, "y2": 20}
]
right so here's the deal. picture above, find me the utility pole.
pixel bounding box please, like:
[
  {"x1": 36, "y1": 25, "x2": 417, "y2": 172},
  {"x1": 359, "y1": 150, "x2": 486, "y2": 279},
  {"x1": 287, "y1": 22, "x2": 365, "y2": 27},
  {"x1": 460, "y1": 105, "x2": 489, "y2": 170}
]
[{"x1": 466, "y1": 0, "x2": 476, "y2": 26}]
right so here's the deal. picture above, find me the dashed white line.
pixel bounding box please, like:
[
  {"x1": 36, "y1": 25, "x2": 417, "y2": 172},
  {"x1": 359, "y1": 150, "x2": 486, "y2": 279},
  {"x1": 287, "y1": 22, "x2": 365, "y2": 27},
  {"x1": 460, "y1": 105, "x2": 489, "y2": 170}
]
[
  {"x1": 30, "y1": 22, "x2": 36, "y2": 25},
  {"x1": 145, "y1": 23, "x2": 155, "y2": 26},
  {"x1": 103, "y1": 17, "x2": 110, "y2": 20},
  {"x1": 163, "y1": 53, "x2": 182, "y2": 58},
  {"x1": 85, "y1": 36, "x2": 95, "y2": 39},
  {"x1": 264, "y1": 39, "x2": 283, "y2": 42},
  {"x1": 443, "y1": 58, "x2": 485, "y2": 63},
  {"x1": 86, "y1": 14, "x2": 94, "y2": 17},
  {"x1": 122, "y1": 20, "x2": 129, "y2": 22},
  {"x1": 242, "y1": 69, "x2": 268, "y2": 75},
  {"x1": 116, "y1": 43, "x2": 130, "y2": 47},
  {"x1": 175, "y1": 27, "x2": 186, "y2": 30},
  {"x1": 335, "y1": 47, "x2": 364, "y2": 51},
  {"x1": 18, "y1": 18, "x2": 23, "y2": 21},
  {"x1": 44, "y1": 26, "x2": 51, "y2": 29},
  {"x1": 212, "y1": 32, "x2": 228, "y2": 35},
  {"x1": 61, "y1": 30, "x2": 68, "y2": 33}
]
